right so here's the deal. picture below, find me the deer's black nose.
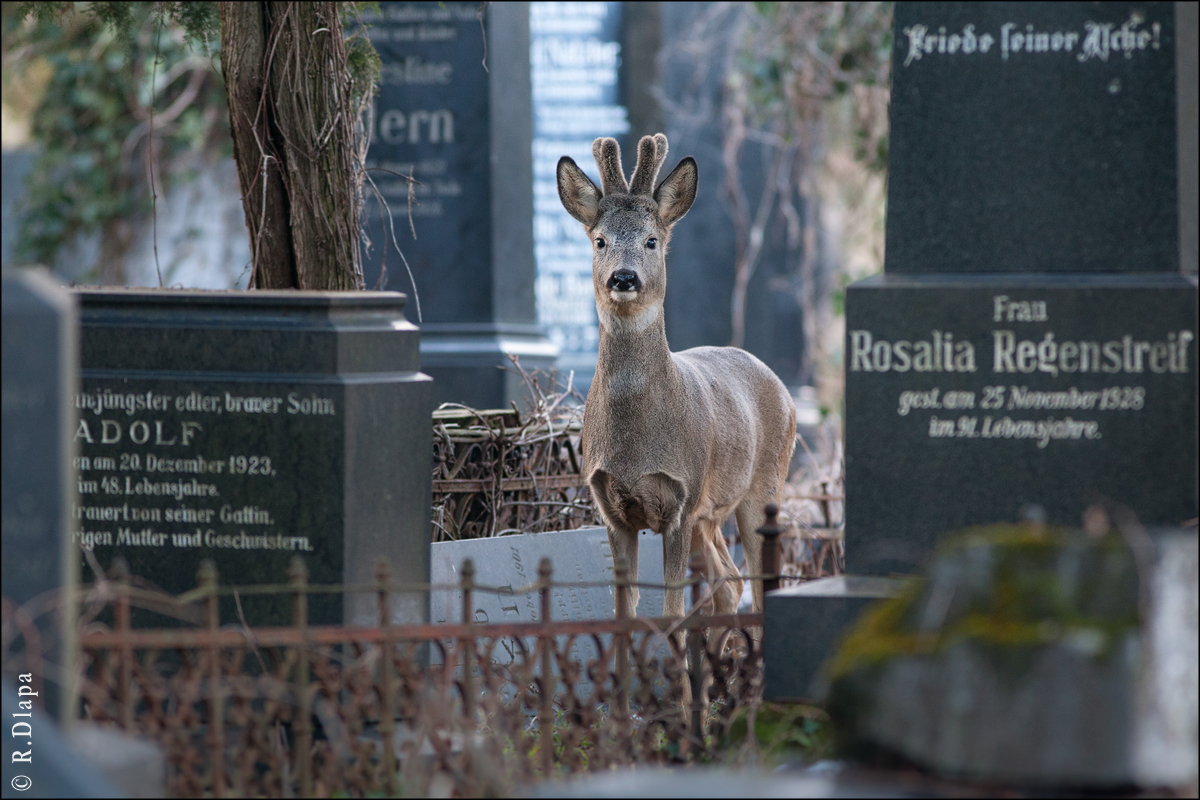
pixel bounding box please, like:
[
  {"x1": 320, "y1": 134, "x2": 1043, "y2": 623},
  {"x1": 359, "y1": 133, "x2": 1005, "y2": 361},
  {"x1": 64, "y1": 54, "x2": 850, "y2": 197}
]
[{"x1": 607, "y1": 270, "x2": 641, "y2": 292}]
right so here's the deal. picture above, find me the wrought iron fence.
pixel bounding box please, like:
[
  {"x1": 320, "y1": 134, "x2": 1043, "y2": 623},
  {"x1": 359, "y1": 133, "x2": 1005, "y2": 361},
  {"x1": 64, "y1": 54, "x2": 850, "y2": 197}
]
[{"x1": 5, "y1": 549, "x2": 775, "y2": 798}]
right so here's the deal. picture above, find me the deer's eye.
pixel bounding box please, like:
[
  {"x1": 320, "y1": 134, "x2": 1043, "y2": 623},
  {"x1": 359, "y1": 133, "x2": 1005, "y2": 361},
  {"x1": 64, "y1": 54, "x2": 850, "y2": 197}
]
[
  {"x1": 595, "y1": 237, "x2": 606, "y2": 249},
  {"x1": 646, "y1": 238, "x2": 658, "y2": 250}
]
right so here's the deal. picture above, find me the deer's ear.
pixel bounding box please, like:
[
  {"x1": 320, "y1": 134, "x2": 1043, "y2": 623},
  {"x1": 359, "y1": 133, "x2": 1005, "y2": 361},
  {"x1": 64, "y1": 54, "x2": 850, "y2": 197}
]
[
  {"x1": 557, "y1": 157, "x2": 602, "y2": 227},
  {"x1": 654, "y1": 157, "x2": 697, "y2": 227}
]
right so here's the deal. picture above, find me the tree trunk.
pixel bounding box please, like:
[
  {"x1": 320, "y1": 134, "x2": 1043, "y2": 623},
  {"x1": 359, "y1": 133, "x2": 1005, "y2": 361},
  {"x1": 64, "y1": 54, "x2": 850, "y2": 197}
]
[{"x1": 219, "y1": 1, "x2": 366, "y2": 290}]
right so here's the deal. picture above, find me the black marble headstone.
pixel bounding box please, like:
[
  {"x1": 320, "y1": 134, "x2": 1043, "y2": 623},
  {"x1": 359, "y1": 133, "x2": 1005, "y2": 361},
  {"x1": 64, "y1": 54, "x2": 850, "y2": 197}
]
[
  {"x1": 886, "y1": 1, "x2": 1178, "y2": 274},
  {"x1": 843, "y1": 2, "x2": 1199, "y2": 576},
  {"x1": 361, "y1": 1, "x2": 555, "y2": 409},
  {"x1": 74, "y1": 290, "x2": 432, "y2": 627},
  {"x1": 2, "y1": 268, "x2": 78, "y2": 721},
  {"x1": 845, "y1": 273, "x2": 1198, "y2": 573}
]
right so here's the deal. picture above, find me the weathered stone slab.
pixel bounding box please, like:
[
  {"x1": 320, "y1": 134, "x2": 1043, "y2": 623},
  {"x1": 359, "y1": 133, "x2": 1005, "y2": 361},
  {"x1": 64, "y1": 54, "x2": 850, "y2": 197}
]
[
  {"x1": 528, "y1": 764, "x2": 906, "y2": 799},
  {"x1": 74, "y1": 289, "x2": 432, "y2": 628},
  {"x1": 2, "y1": 268, "x2": 78, "y2": 720},
  {"x1": 68, "y1": 724, "x2": 165, "y2": 799},
  {"x1": 432, "y1": 528, "x2": 667, "y2": 625},
  {"x1": 887, "y1": 2, "x2": 1179, "y2": 274},
  {"x1": 828, "y1": 526, "x2": 1199, "y2": 787},
  {"x1": 431, "y1": 528, "x2": 678, "y2": 690},
  {"x1": 844, "y1": 273, "x2": 1198, "y2": 575},
  {"x1": 764, "y1": 577, "x2": 905, "y2": 702}
]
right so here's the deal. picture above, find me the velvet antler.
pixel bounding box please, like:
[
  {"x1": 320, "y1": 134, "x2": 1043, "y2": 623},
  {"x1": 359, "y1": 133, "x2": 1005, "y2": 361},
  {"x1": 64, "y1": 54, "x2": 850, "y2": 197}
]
[
  {"x1": 592, "y1": 137, "x2": 629, "y2": 196},
  {"x1": 629, "y1": 133, "x2": 668, "y2": 196}
]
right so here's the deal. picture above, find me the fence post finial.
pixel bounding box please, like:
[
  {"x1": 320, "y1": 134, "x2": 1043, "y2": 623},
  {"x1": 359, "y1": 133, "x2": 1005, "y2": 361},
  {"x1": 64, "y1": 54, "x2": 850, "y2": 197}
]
[
  {"x1": 289, "y1": 556, "x2": 312, "y2": 797},
  {"x1": 759, "y1": 503, "x2": 782, "y2": 594}
]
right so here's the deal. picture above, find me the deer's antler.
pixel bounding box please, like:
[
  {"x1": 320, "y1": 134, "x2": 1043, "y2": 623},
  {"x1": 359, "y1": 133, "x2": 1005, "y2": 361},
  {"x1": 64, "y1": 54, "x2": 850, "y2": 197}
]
[
  {"x1": 592, "y1": 137, "x2": 629, "y2": 196},
  {"x1": 629, "y1": 133, "x2": 669, "y2": 196}
]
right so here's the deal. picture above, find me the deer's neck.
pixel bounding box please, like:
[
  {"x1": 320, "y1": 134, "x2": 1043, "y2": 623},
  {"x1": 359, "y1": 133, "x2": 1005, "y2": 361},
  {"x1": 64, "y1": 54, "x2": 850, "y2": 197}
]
[{"x1": 594, "y1": 304, "x2": 678, "y2": 397}]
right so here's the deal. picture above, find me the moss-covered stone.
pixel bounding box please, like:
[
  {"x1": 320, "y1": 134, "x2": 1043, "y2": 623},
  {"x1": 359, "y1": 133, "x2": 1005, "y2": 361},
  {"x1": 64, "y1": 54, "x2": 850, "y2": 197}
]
[
  {"x1": 825, "y1": 523, "x2": 1198, "y2": 786},
  {"x1": 828, "y1": 524, "x2": 1140, "y2": 686}
]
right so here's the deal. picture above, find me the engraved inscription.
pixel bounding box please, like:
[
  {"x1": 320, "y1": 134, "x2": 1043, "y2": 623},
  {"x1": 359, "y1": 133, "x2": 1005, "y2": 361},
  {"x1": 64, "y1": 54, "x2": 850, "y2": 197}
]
[
  {"x1": 852, "y1": 295, "x2": 1195, "y2": 447},
  {"x1": 903, "y1": 12, "x2": 1163, "y2": 67},
  {"x1": 71, "y1": 387, "x2": 335, "y2": 555}
]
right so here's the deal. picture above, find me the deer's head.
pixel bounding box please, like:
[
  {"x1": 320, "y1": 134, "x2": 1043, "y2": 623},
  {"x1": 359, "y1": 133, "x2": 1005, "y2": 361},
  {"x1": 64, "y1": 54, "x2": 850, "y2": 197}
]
[{"x1": 557, "y1": 134, "x2": 697, "y2": 327}]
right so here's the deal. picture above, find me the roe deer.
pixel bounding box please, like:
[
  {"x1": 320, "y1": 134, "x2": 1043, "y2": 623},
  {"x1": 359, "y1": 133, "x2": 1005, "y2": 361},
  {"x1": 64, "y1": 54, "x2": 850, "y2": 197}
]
[{"x1": 557, "y1": 133, "x2": 796, "y2": 625}]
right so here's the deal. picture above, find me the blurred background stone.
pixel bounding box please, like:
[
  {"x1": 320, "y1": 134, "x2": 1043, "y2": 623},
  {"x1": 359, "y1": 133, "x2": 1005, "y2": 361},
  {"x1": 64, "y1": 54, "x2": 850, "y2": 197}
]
[{"x1": 828, "y1": 524, "x2": 1199, "y2": 787}]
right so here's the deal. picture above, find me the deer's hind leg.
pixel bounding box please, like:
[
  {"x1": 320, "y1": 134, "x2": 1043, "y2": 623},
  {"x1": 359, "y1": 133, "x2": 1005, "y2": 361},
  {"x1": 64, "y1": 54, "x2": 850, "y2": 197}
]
[
  {"x1": 690, "y1": 517, "x2": 743, "y2": 614},
  {"x1": 735, "y1": 492, "x2": 776, "y2": 614}
]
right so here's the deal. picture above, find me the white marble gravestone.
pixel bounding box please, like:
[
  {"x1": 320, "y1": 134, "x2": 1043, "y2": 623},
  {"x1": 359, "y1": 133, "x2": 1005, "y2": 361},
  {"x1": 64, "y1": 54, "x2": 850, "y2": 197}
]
[{"x1": 430, "y1": 527, "x2": 683, "y2": 694}]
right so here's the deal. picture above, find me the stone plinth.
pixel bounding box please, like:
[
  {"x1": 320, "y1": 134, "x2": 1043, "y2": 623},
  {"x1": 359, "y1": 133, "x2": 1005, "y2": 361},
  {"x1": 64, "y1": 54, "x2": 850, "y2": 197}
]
[{"x1": 75, "y1": 289, "x2": 432, "y2": 628}]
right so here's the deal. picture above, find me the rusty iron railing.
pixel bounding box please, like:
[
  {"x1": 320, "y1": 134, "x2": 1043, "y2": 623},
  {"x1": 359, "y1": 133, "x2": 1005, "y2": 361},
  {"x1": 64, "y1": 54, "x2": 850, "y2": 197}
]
[{"x1": 3, "y1": 532, "x2": 797, "y2": 798}]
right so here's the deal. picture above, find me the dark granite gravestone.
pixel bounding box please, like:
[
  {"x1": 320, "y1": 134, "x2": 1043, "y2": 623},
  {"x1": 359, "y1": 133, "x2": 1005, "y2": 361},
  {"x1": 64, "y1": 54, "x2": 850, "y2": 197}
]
[
  {"x1": 842, "y1": 1, "x2": 1199, "y2": 575},
  {"x1": 74, "y1": 289, "x2": 432, "y2": 628},
  {"x1": 360, "y1": 1, "x2": 556, "y2": 409},
  {"x1": 763, "y1": 576, "x2": 903, "y2": 702},
  {"x1": 886, "y1": 2, "x2": 1179, "y2": 274},
  {"x1": 846, "y1": 273, "x2": 1197, "y2": 573},
  {"x1": 2, "y1": 268, "x2": 78, "y2": 722}
]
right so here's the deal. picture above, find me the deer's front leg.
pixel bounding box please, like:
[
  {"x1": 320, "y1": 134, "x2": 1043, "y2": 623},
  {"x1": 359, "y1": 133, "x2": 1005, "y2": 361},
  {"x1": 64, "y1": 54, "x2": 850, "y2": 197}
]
[
  {"x1": 607, "y1": 524, "x2": 640, "y2": 617},
  {"x1": 663, "y1": 517, "x2": 696, "y2": 708},
  {"x1": 662, "y1": 518, "x2": 692, "y2": 619}
]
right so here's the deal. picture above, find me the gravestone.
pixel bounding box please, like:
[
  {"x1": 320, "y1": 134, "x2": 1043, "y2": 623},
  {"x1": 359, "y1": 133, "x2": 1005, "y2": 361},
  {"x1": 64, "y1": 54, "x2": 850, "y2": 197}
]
[
  {"x1": 844, "y1": 1, "x2": 1198, "y2": 575},
  {"x1": 886, "y1": 3, "x2": 1179, "y2": 274},
  {"x1": 430, "y1": 528, "x2": 681, "y2": 694},
  {"x1": 73, "y1": 289, "x2": 432, "y2": 628},
  {"x1": 531, "y1": 1, "x2": 629, "y2": 392},
  {"x1": 763, "y1": 576, "x2": 903, "y2": 702},
  {"x1": 2, "y1": 268, "x2": 78, "y2": 722},
  {"x1": 431, "y1": 528, "x2": 669, "y2": 626},
  {"x1": 361, "y1": 1, "x2": 556, "y2": 409}
]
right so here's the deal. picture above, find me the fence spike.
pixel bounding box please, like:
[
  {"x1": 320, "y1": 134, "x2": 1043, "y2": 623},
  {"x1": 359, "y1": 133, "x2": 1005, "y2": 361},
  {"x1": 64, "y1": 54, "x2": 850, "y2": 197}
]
[
  {"x1": 113, "y1": 558, "x2": 132, "y2": 731},
  {"x1": 759, "y1": 503, "x2": 782, "y2": 594},
  {"x1": 290, "y1": 556, "x2": 312, "y2": 798},
  {"x1": 196, "y1": 559, "x2": 225, "y2": 797},
  {"x1": 376, "y1": 557, "x2": 397, "y2": 795},
  {"x1": 538, "y1": 557, "x2": 554, "y2": 777},
  {"x1": 460, "y1": 557, "x2": 477, "y2": 730}
]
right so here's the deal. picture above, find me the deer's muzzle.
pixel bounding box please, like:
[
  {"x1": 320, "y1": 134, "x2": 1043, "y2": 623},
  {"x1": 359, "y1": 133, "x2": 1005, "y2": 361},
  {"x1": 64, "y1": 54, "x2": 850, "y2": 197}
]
[{"x1": 606, "y1": 269, "x2": 641, "y2": 293}]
